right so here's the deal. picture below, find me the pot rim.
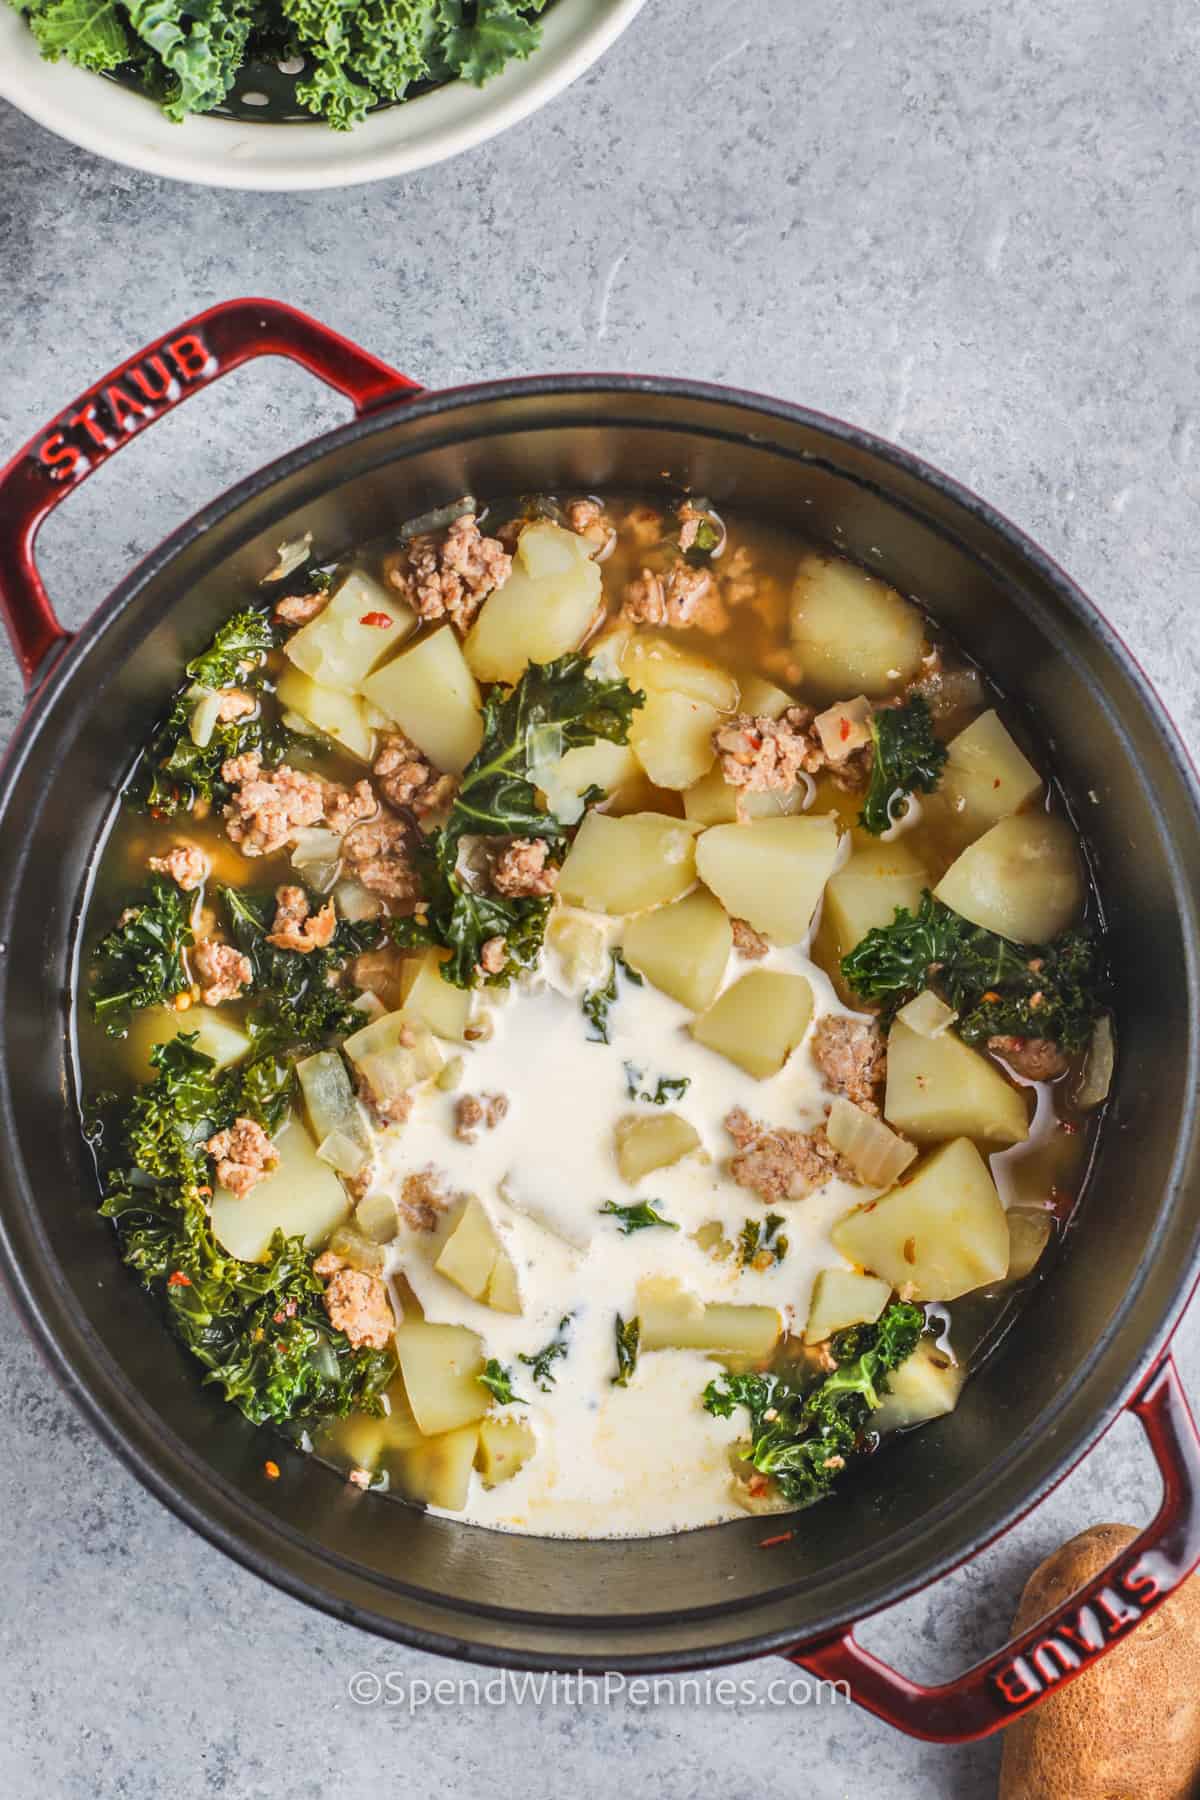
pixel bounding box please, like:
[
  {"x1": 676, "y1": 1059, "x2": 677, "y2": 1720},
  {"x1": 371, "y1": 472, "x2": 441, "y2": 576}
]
[{"x1": 3, "y1": 370, "x2": 1199, "y2": 1669}]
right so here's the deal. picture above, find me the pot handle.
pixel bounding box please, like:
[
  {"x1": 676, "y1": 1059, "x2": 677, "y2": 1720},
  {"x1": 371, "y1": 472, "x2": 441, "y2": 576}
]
[
  {"x1": 788, "y1": 1355, "x2": 1200, "y2": 1742},
  {"x1": 0, "y1": 297, "x2": 421, "y2": 691}
]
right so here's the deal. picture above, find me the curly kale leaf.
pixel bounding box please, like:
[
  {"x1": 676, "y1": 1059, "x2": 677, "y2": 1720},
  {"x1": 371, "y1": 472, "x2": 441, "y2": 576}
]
[
  {"x1": 737, "y1": 1212, "x2": 788, "y2": 1268},
  {"x1": 402, "y1": 655, "x2": 642, "y2": 989},
  {"x1": 841, "y1": 890, "x2": 1104, "y2": 1053},
  {"x1": 613, "y1": 1314, "x2": 640, "y2": 1388},
  {"x1": 478, "y1": 1358, "x2": 524, "y2": 1405},
  {"x1": 124, "y1": 0, "x2": 255, "y2": 119},
  {"x1": 702, "y1": 1301, "x2": 925, "y2": 1508},
  {"x1": 220, "y1": 886, "x2": 380, "y2": 1049},
  {"x1": 599, "y1": 1199, "x2": 678, "y2": 1236},
  {"x1": 439, "y1": 0, "x2": 546, "y2": 84},
  {"x1": 859, "y1": 697, "x2": 948, "y2": 835},
  {"x1": 517, "y1": 1315, "x2": 571, "y2": 1391},
  {"x1": 582, "y1": 950, "x2": 643, "y2": 1043},
  {"x1": 94, "y1": 1034, "x2": 393, "y2": 1427},
  {"x1": 90, "y1": 876, "x2": 194, "y2": 1035},
  {"x1": 25, "y1": 0, "x2": 130, "y2": 67},
  {"x1": 622, "y1": 1062, "x2": 690, "y2": 1105}
]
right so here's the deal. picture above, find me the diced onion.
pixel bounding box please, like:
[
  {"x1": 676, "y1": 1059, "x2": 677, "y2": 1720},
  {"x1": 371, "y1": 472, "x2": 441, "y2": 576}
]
[
  {"x1": 187, "y1": 685, "x2": 223, "y2": 749},
  {"x1": 826, "y1": 1096, "x2": 917, "y2": 1188},
  {"x1": 355, "y1": 1193, "x2": 400, "y2": 1244},
  {"x1": 1073, "y1": 1014, "x2": 1114, "y2": 1109},
  {"x1": 261, "y1": 531, "x2": 313, "y2": 583},
  {"x1": 290, "y1": 827, "x2": 342, "y2": 894},
  {"x1": 897, "y1": 990, "x2": 958, "y2": 1038},
  {"x1": 317, "y1": 1130, "x2": 369, "y2": 1179},
  {"x1": 326, "y1": 1224, "x2": 385, "y2": 1272}
]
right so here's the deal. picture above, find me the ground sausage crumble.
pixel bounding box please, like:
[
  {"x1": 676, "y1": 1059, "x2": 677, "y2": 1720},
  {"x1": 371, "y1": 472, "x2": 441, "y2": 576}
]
[
  {"x1": 313, "y1": 1251, "x2": 396, "y2": 1351},
  {"x1": 205, "y1": 1116, "x2": 278, "y2": 1198}
]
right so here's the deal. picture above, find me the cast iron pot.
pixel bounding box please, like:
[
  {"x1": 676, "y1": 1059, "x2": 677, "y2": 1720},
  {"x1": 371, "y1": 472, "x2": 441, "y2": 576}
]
[{"x1": 0, "y1": 299, "x2": 1198, "y2": 1744}]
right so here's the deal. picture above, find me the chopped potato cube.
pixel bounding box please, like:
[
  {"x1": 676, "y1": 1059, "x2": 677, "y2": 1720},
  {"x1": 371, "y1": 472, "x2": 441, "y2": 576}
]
[
  {"x1": 545, "y1": 908, "x2": 611, "y2": 989},
  {"x1": 393, "y1": 1317, "x2": 488, "y2": 1436},
  {"x1": 130, "y1": 1004, "x2": 251, "y2": 1078},
  {"x1": 804, "y1": 1268, "x2": 893, "y2": 1343},
  {"x1": 211, "y1": 1114, "x2": 350, "y2": 1263},
  {"x1": 359, "y1": 623, "x2": 483, "y2": 776},
  {"x1": 824, "y1": 838, "x2": 928, "y2": 955},
  {"x1": 537, "y1": 739, "x2": 642, "y2": 824},
  {"x1": 276, "y1": 666, "x2": 376, "y2": 762},
  {"x1": 682, "y1": 762, "x2": 805, "y2": 826},
  {"x1": 630, "y1": 689, "x2": 721, "y2": 789},
  {"x1": 622, "y1": 888, "x2": 732, "y2": 1012},
  {"x1": 342, "y1": 1013, "x2": 444, "y2": 1122},
  {"x1": 934, "y1": 813, "x2": 1084, "y2": 944},
  {"x1": 735, "y1": 674, "x2": 794, "y2": 718},
  {"x1": 622, "y1": 635, "x2": 739, "y2": 708},
  {"x1": 615, "y1": 1111, "x2": 701, "y2": 1183},
  {"x1": 284, "y1": 570, "x2": 414, "y2": 691},
  {"x1": 873, "y1": 1338, "x2": 965, "y2": 1433},
  {"x1": 393, "y1": 1423, "x2": 481, "y2": 1510},
  {"x1": 464, "y1": 524, "x2": 601, "y2": 684},
  {"x1": 398, "y1": 948, "x2": 472, "y2": 1042},
  {"x1": 832, "y1": 1136, "x2": 1010, "y2": 1301},
  {"x1": 434, "y1": 1196, "x2": 502, "y2": 1301},
  {"x1": 691, "y1": 970, "x2": 814, "y2": 1077},
  {"x1": 476, "y1": 1416, "x2": 537, "y2": 1487},
  {"x1": 941, "y1": 709, "x2": 1043, "y2": 839},
  {"x1": 884, "y1": 1019, "x2": 1029, "y2": 1146},
  {"x1": 485, "y1": 1249, "x2": 523, "y2": 1316},
  {"x1": 557, "y1": 812, "x2": 701, "y2": 914},
  {"x1": 1005, "y1": 1207, "x2": 1054, "y2": 1281},
  {"x1": 638, "y1": 1276, "x2": 780, "y2": 1357},
  {"x1": 790, "y1": 554, "x2": 927, "y2": 699},
  {"x1": 696, "y1": 815, "x2": 841, "y2": 944}
]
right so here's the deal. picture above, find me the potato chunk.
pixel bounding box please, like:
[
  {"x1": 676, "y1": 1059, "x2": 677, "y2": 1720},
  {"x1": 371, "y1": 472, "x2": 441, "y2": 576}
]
[
  {"x1": 211, "y1": 1114, "x2": 350, "y2": 1263},
  {"x1": 790, "y1": 553, "x2": 926, "y2": 699},
  {"x1": 537, "y1": 739, "x2": 642, "y2": 824},
  {"x1": 484, "y1": 1249, "x2": 523, "y2": 1315},
  {"x1": 359, "y1": 624, "x2": 483, "y2": 776},
  {"x1": 622, "y1": 635, "x2": 739, "y2": 708},
  {"x1": 637, "y1": 1276, "x2": 781, "y2": 1357},
  {"x1": 934, "y1": 813, "x2": 1084, "y2": 944},
  {"x1": 735, "y1": 674, "x2": 794, "y2": 718},
  {"x1": 397, "y1": 948, "x2": 472, "y2": 1042},
  {"x1": 614, "y1": 1112, "x2": 701, "y2": 1183},
  {"x1": 630, "y1": 689, "x2": 721, "y2": 790},
  {"x1": 434, "y1": 1196, "x2": 503, "y2": 1301},
  {"x1": 343, "y1": 1012, "x2": 444, "y2": 1115},
  {"x1": 622, "y1": 888, "x2": 732, "y2": 1012},
  {"x1": 873, "y1": 1338, "x2": 965, "y2": 1433},
  {"x1": 682, "y1": 761, "x2": 805, "y2": 826},
  {"x1": 276, "y1": 666, "x2": 376, "y2": 762},
  {"x1": 296, "y1": 1049, "x2": 370, "y2": 1172},
  {"x1": 557, "y1": 812, "x2": 701, "y2": 914},
  {"x1": 884, "y1": 1018, "x2": 1029, "y2": 1146},
  {"x1": 804, "y1": 1268, "x2": 893, "y2": 1343},
  {"x1": 464, "y1": 522, "x2": 600, "y2": 684},
  {"x1": 696, "y1": 815, "x2": 841, "y2": 944},
  {"x1": 823, "y1": 838, "x2": 928, "y2": 955},
  {"x1": 393, "y1": 1317, "x2": 488, "y2": 1436},
  {"x1": 832, "y1": 1136, "x2": 1010, "y2": 1301},
  {"x1": 284, "y1": 570, "x2": 414, "y2": 691},
  {"x1": 393, "y1": 1423, "x2": 481, "y2": 1510},
  {"x1": 691, "y1": 970, "x2": 814, "y2": 1077},
  {"x1": 476, "y1": 1416, "x2": 537, "y2": 1487},
  {"x1": 941, "y1": 710, "x2": 1043, "y2": 839},
  {"x1": 130, "y1": 1004, "x2": 251, "y2": 1077}
]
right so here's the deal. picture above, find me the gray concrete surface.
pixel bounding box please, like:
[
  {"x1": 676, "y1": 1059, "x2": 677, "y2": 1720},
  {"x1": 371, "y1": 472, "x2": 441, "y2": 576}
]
[{"x1": 1, "y1": 1, "x2": 1199, "y2": 1793}]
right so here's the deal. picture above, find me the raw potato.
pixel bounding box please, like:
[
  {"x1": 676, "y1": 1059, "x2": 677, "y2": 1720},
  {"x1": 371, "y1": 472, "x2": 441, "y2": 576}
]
[
  {"x1": 211, "y1": 1114, "x2": 350, "y2": 1263},
  {"x1": 998, "y1": 1524, "x2": 1200, "y2": 1800},
  {"x1": 638, "y1": 1277, "x2": 781, "y2": 1357},
  {"x1": 804, "y1": 1268, "x2": 893, "y2": 1343},
  {"x1": 398, "y1": 948, "x2": 472, "y2": 1042},
  {"x1": 393, "y1": 1424, "x2": 481, "y2": 1510},
  {"x1": 696, "y1": 815, "x2": 841, "y2": 944},
  {"x1": 284, "y1": 570, "x2": 414, "y2": 691},
  {"x1": 393, "y1": 1316, "x2": 488, "y2": 1436},
  {"x1": 476, "y1": 1416, "x2": 537, "y2": 1487},
  {"x1": 359, "y1": 623, "x2": 483, "y2": 775},
  {"x1": 622, "y1": 888, "x2": 732, "y2": 1012},
  {"x1": 276, "y1": 665, "x2": 376, "y2": 762},
  {"x1": 464, "y1": 522, "x2": 600, "y2": 684},
  {"x1": 691, "y1": 969, "x2": 814, "y2": 1078},
  {"x1": 824, "y1": 838, "x2": 929, "y2": 955},
  {"x1": 790, "y1": 553, "x2": 927, "y2": 699},
  {"x1": 885, "y1": 1018, "x2": 1030, "y2": 1147},
  {"x1": 557, "y1": 812, "x2": 701, "y2": 914},
  {"x1": 941, "y1": 709, "x2": 1043, "y2": 838},
  {"x1": 434, "y1": 1196, "x2": 503, "y2": 1301},
  {"x1": 614, "y1": 1111, "x2": 701, "y2": 1183},
  {"x1": 622, "y1": 635, "x2": 739, "y2": 709},
  {"x1": 130, "y1": 1005, "x2": 251, "y2": 1077},
  {"x1": 832, "y1": 1136, "x2": 1010, "y2": 1302},
  {"x1": 630, "y1": 689, "x2": 721, "y2": 789},
  {"x1": 873, "y1": 1337, "x2": 965, "y2": 1432},
  {"x1": 934, "y1": 813, "x2": 1084, "y2": 944},
  {"x1": 682, "y1": 761, "x2": 805, "y2": 826}
]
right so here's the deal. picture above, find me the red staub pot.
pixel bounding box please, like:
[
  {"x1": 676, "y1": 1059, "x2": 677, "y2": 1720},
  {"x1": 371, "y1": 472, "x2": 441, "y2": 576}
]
[{"x1": 0, "y1": 300, "x2": 1198, "y2": 1742}]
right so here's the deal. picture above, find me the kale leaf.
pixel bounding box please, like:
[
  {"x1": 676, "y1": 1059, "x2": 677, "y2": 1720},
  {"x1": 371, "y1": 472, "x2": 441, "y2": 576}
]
[
  {"x1": 703, "y1": 1301, "x2": 925, "y2": 1508},
  {"x1": 90, "y1": 876, "x2": 194, "y2": 1035},
  {"x1": 599, "y1": 1200, "x2": 678, "y2": 1236},
  {"x1": 221, "y1": 886, "x2": 380, "y2": 1049},
  {"x1": 398, "y1": 655, "x2": 642, "y2": 991},
  {"x1": 841, "y1": 889, "x2": 1104, "y2": 1053},
  {"x1": 623, "y1": 1062, "x2": 690, "y2": 1105},
  {"x1": 737, "y1": 1212, "x2": 789, "y2": 1268},
  {"x1": 478, "y1": 1359, "x2": 524, "y2": 1405},
  {"x1": 93, "y1": 1035, "x2": 393, "y2": 1428},
  {"x1": 859, "y1": 697, "x2": 948, "y2": 835},
  {"x1": 613, "y1": 1314, "x2": 640, "y2": 1388},
  {"x1": 517, "y1": 1315, "x2": 571, "y2": 1392},
  {"x1": 583, "y1": 950, "x2": 643, "y2": 1043}
]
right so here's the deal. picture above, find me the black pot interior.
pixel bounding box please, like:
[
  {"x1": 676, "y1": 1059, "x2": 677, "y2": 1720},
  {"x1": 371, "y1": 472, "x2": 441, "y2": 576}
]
[{"x1": 1, "y1": 381, "x2": 1198, "y2": 1667}]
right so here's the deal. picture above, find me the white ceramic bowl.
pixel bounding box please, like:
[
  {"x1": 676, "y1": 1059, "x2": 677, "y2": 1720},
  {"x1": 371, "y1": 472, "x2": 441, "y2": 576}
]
[{"x1": 0, "y1": 0, "x2": 644, "y2": 190}]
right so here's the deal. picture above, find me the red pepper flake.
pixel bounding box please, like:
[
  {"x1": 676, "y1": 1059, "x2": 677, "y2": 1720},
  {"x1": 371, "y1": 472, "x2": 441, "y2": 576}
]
[
  {"x1": 759, "y1": 1529, "x2": 796, "y2": 1549},
  {"x1": 167, "y1": 1270, "x2": 191, "y2": 1288},
  {"x1": 360, "y1": 611, "x2": 393, "y2": 629},
  {"x1": 981, "y1": 990, "x2": 1001, "y2": 1003},
  {"x1": 1058, "y1": 1120, "x2": 1080, "y2": 1136},
  {"x1": 263, "y1": 1460, "x2": 281, "y2": 1481},
  {"x1": 839, "y1": 716, "x2": 851, "y2": 741}
]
